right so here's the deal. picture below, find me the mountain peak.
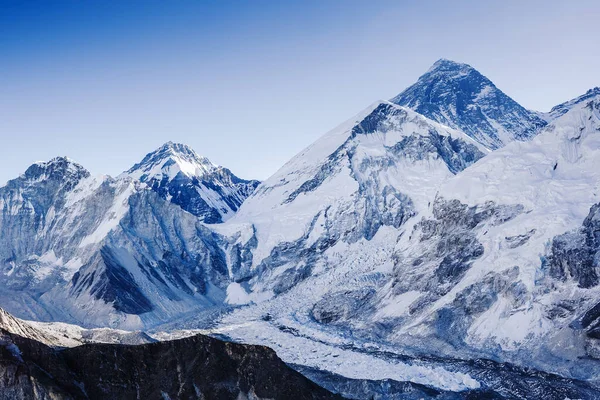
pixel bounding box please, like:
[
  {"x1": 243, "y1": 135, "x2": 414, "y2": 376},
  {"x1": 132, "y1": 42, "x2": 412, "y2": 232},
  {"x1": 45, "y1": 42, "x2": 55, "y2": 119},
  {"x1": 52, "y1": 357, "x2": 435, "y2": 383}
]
[
  {"x1": 392, "y1": 60, "x2": 547, "y2": 149},
  {"x1": 126, "y1": 142, "x2": 216, "y2": 182},
  {"x1": 427, "y1": 58, "x2": 473, "y2": 74},
  {"x1": 124, "y1": 142, "x2": 259, "y2": 223},
  {"x1": 153, "y1": 141, "x2": 212, "y2": 166},
  {"x1": 549, "y1": 87, "x2": 600, "y2": 118},
  {"x1": 585, "y1": 86, "x2": 600, "y2": 95},
  {"x1": 23, "y1": 156, "x2": 89, "y2": 183},
  {"x1": 157, "y1": 141, "x2": 199, "y2": 156},
  {"x1": 34, "y1": 156, "x2": 82, "y2": 168},
  {"x1": 0, "y1": 156, "x2": 90, "y2": 199}
]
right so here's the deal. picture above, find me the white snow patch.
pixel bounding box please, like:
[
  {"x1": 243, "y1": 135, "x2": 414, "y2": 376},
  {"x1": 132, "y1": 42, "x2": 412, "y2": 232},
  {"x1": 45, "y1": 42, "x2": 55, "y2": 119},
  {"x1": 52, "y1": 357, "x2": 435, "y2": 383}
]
[
  {"x1": 79, "y1": 182, "x2": 134, "y2": 247},
  {"x1": 225, "y1": 283, "x2": 251, "y2": 305}
]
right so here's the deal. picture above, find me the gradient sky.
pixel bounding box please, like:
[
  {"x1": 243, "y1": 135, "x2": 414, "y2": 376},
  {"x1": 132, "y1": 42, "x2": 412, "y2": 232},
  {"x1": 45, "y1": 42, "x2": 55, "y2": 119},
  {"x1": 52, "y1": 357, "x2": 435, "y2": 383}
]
[{"x1": 1, "y1": 0, "x2": 599, "y2": 185}]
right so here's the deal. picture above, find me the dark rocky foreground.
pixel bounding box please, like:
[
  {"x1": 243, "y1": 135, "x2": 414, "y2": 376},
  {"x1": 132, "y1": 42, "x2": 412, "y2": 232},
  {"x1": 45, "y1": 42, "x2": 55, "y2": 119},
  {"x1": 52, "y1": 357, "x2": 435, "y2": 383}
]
[{"x1": 0, "y1": 329, "x2": 341, "y2": 400}]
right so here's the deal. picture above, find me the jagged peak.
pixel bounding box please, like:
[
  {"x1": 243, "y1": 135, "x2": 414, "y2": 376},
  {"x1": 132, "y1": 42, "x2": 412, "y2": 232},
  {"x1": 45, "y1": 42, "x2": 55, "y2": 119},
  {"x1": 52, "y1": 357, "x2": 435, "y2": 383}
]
[
  {"x1": 126, "y1": 142, "x2": 217, "y2": 181},
  {"x1": 21, "y1": 156, "x2": 90, "y2": 182},
  {"x1": 426, "y1": 58, "x2": 474, "y2": 74},
  {"x1": 392, "y1": 59, "x2": 492, "y2": 106},
  {"x1": 550, "y1": 87, "x2": 600, "y2": 118},
  {"x1": 391, "y1": 59, "x2": 547, "y2": 149},
  {"x1": 410, "y1": 59, "x2": 490, "y2": 94},
  {"x1": 0, "y1": 156, "x2": 90, "y2": 193},
  {"x1": 33, "y1": 156, "x2": 83, "y2": 169},
  {"x1": 149, "y1": 141, "x2": 212, "y2": 164}
]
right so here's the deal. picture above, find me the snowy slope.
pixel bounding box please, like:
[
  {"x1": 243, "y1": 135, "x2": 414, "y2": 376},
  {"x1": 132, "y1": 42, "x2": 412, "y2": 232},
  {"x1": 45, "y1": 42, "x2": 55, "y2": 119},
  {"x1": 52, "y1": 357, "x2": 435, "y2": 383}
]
[
  {"x1": 355, "y1": 88, "x2": 600, "y2": 379},
  {"x1": 392, "y1": 59, "x2": 547, "y2": 149},
  {"x1": 189, "y1": 89, "x2": 600, "y2": 391},
  {"x1": 0, "y1": 307, "x2": 154, "y2": 347},
  {"x1": 214, "y1": 100, "x2": 487, "y2": 303},
  {"x1": 548, "y1": 87, "x2": 600, "y2": 119},
  {"x1": 125, "y1": 141, "x2": 259, "y2": 223},
  {"x1": 226, "y1": 101, "x2": 487, "y2": 257}
]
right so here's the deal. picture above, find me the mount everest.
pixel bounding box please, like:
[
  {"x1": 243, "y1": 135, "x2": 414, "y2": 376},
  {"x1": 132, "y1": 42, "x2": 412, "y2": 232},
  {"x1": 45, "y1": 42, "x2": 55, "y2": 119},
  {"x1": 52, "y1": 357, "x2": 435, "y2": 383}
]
[
  {"x1": 1, "y1": 59, "x2": 600, "y2": 398},
  {"x1": 391, "y1": 58, "x2": 548, "y2": 149}
]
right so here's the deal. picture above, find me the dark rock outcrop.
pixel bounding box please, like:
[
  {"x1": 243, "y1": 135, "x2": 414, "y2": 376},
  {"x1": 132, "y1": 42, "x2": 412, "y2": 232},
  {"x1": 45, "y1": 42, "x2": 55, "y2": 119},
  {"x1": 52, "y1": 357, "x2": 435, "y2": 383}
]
[
  {"x1": 0, "y1": 329, "x2": 341, "y2": 400},
  {"x1": 547, "y1": 203, "x2": 600, "y2": 289}
]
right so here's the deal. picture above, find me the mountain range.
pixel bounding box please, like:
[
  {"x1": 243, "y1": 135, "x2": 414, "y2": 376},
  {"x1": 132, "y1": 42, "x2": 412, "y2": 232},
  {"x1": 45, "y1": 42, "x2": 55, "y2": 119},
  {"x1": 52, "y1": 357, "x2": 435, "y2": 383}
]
[{"x1": 1, "y1": 59, "x2": 599, "y2": 399}]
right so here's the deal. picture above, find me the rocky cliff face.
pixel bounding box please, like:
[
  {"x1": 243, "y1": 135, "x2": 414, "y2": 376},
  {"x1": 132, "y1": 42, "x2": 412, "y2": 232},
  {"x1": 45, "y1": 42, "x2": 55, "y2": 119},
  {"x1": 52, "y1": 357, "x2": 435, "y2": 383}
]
[{"x1": 0, "y1": 327, "x2": 340, "y2": 400}]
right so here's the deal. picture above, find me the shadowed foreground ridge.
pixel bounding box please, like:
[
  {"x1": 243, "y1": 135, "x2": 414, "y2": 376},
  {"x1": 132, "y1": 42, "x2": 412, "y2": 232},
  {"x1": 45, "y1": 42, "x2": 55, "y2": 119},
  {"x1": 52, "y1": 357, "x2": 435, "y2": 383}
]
[{"x1": 0, "y1": 328, "x2": 341, "y2": 400}]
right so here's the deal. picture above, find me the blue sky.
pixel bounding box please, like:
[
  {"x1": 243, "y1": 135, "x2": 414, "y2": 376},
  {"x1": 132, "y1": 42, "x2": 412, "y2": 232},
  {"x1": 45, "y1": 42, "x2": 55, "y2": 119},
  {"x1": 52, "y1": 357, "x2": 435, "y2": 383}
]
[{"x1": 1, "y1": 0, "x2": 599, "y2": 184}]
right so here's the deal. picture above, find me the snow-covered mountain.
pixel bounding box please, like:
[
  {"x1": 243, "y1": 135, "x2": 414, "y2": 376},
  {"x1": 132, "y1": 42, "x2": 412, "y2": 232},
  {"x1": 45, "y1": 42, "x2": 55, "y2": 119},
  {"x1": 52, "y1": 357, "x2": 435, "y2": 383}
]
[
  {"x1": 418, "y1": 87, "x2": 600, "y2": 368},
  {"x1": 1, "y1": 61, "x2": 600, "y2": 398},
  {"x1": 549, "y1": 86, "x2": 600, "y2": 119},
  {"x1": 0, "y1": 142, "x2": 262, "y2": 328},
  {"x1": 193, "y1": 88, "x2": 600, "y2": 395},
  {"x1": 0, "y1": 155, "x2": 245, "y2": 328},
  {"x1": 209, "y1": 87, "x2": 600, "y2": 385},
  {"x1": 125, "y1": 141, "x2": 260, "y2": 223},
  {"x1": 391, "y1": 59, "x2": 548, "y2": 149},
  {"x1": 214, "y1": 101, "x2": 487, "y2": 304}
]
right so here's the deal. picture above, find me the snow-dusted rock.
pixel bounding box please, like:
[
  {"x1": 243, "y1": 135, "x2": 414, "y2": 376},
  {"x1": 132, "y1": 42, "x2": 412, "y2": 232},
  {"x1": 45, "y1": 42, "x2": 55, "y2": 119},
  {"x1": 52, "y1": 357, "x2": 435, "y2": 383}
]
[
  {"x1": 0, "y1": 156, "x2": 235, "y2": 328},
  {"x1": 392, "y1": 59, "x2": 547, "y2": 149},
  {"x1": 124, "y1": 141, "x2": 259, "y2": 223}
]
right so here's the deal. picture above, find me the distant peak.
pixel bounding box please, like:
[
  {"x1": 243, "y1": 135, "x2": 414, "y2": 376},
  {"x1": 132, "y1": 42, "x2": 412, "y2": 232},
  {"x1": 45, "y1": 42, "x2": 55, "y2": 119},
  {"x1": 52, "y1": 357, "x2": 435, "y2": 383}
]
[
  {"x1": 431, "y1": 58, "x2": 464, "y2": 66},
  {"x1": 156, "y1": 141, "x2": 200, "y2": 157},
  {"x1": 33, "y1": 156, "x2": 87, "y2": 172},
  {"x1": 160, "y1": 141, "x2": 188, "y2": 150},
  {"x1": 549, "y1": 87, "x2": 600, "y2": 117},
  {"x1": 426, "y1": 58, "x2": 475, "y2": 75},
  {"x1": 586, "y1": 86, "x2": 600, "y2": 94},
  {"x1": 140, "y1": 142, "x2": 212, "y2": 166},
  {"x1": 18, "y1": 156, "x2": 90, "y2": 184},
  {"x1": 392, "y1": 58, "x2": 547, "y2": 149},
  {"x1": 35, "y1": 156, "x2": 74, "y2": 164},
  {"x1": 126, "y1": 142, "x2": 216, "y2": 180}
]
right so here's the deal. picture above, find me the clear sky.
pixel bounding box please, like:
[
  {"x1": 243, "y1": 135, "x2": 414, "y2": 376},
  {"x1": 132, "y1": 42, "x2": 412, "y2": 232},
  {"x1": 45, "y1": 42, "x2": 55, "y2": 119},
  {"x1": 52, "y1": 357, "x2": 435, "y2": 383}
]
[{"x1": 1, "y1": 0, "x2": 599, "y2": 184}]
